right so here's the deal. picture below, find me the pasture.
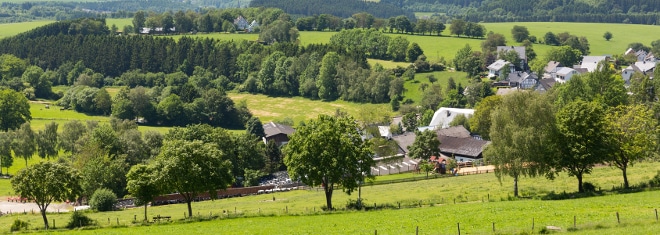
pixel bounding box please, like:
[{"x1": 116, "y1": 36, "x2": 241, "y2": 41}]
[
  {"x1": 0, "y1": 161, "x2": 658, "y2": 233},
  {"x1": 227, "y1": 93, "x2": 392, "y2": 125},
  {"x1": 403, "y1": 70, "x2": 470, "y2": 104}
]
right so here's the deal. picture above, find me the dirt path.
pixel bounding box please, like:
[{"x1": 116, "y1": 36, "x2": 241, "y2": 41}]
[{"x1": 0, "y1": 201, "x2": 72, "y2": 214}]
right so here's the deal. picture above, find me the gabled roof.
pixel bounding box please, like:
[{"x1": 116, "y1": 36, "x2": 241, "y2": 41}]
[
  {"x1": 378, "y1": 126, "x2": 391, "y2": 138},
  {"x1": 487, "y1": 59, "x2": 509, "y2": 71},
  {"x1": 436, "y1": 125, "x2": 471, "y2": 139},
  {"x1": 556, "y1": 67, "x2": 577, "y2": 76},
  {"x1": 634, "y1": 61, "x2": 656, "y2": 73},
  {"x1": 625, "y1": 48, "x2": 636, "y2": 55},
  {"x1": 392, "y1": 132, "x2": 416, "y2": 153},
  {"x1": 537, "y1": 78, "x2": 556, "y2": 92},
  {"x1": 507, "y1": 71, "x2": 533, "y2": 83},
  {"x1": 438, "y1": 136, "x2": 489, "y2": 158},
  {"x1": 579, "y1": 56, "x2": 608, "y2": 72},
  {"x1": 263, "y1": 122, "x2": 295, "y2": 138},
  {"x1": 497, "y1": 46, "x2": 526, "y2": 60},
  {"x1": 544, "y1": 61, "x2": 562, "y2": 73}
]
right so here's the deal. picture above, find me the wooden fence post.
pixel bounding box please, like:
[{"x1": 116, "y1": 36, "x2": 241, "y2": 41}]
[
  {"x1": 492, "y1": 222, "x2": 495, "y2": 232},
  {"x1": 656, "y1": 209, "x2": 658, "y2": 221},
  {"x1": 416, "y1": 226, "x2": 419, "y2": 235},
  {"x1": 532, "y1": 218, "x2": 534, "y2": 231},
  {"x1": 574, "y1": 215, "x2": 576, "y2": 228},
  {"x1": 616, "y1": 212, "x2": 620, "y2": 224},
  {"x1": 457, "y1": 223, "x2": 461, "y2": 235}
]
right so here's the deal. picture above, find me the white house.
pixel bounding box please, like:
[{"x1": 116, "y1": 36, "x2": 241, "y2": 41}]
[
  {"x1": 248, "y1": 20, "x2": 260, "y2": 32},
  {"x1": 428, "y1": 108, "x2": 474, "y2": 129},
  {"x1": 487, "y1": 59, "x2": 510, "y2": 79},
  {"x1": 575, "y1": 56, "x2": 608, "y2": 72},
  {"x1": 234, "y1": 16, "x2": 249, "y2": 30},
  {"x1": 555, "y1": 67, "x2": 579, "y2": 83},
  {"x1": 622, "y1": 61, "x2": 656, "y2": 84}
]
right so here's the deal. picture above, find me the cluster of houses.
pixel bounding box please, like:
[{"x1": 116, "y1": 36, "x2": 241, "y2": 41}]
[
  {"x1": 138, "y1": 15, "x2": 259, "y2": 35},
  {"x1": 487, "y1": 46, "x2": 657, "y2": 94}
]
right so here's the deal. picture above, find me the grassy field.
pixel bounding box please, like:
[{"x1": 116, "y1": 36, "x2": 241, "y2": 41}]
[
  {"x1": 0, "y1": 21, "x2": 52, "y2": 39},
  {"x1": 0, "y1": 161, "x2": 659, "y2": 233},
  {"x1": 227, "y1": 93, "x2": 392, "y2": 125},
  {"x1": 403, "y1": 70, "x2": 470, "y2": 104}
]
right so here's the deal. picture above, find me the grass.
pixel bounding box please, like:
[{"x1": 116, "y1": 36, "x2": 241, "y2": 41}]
[
  {"x1": 0, "y1": 161, "x2": 658, "y2": 233},
  {"x1": 402, "y1": 70, "x2": 470, "y2": 104},
  {"x1": 367, "y1": 58, "x2": 411, "y2": 69},
  {"x1": 227, "y1": 92, "x2": 392, "y2": 125},
  {"x1": 0, "y1": 21, "x2": 52, "y2": 39},
  {"x1": 106, "y1": 18, "x2": 132, "y2": 31},
  {"x1": 0, "y1": 179, "x2": 12, "y2": 197}
]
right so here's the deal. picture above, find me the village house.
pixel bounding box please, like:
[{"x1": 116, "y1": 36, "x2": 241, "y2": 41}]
[
  {"x1": 554, "y1": 67, "x2": 579, "y2": 83},
  {"x1": 487, "y1": 59, "x2": 510, "y2": 79},
  {"x1": 574, "y1": 55, "x2": 608, "y2": 72},
  {"x1": 496, "y1": 46, "x2": 527, "y2": 70},
  {"x1": 262, "y1": 122, "x2": 295, "y2": 146},
  {"x1": 234, "y1": 16, "x2": 249, "y2": 31}
]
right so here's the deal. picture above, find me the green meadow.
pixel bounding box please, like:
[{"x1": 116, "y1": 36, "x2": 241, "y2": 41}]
[
  {"x1": 227, "y1": 93, "x2": 392, "y2": 125},
  {"x1": 0, "y1": 161, "x2": 659, "y2": 234}
]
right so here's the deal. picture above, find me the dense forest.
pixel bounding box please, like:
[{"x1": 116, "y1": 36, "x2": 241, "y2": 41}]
[{"x1": 385, "y1": 0, "x2": 660, "y2": 24}]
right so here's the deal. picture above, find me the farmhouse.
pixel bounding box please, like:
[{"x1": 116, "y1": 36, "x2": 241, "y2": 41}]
[
  {"x1": 435, "y1": 126, "x2": 489, "y2": 162},
  {"x1": 262, "y1": 122, "x2": 295, "y2": 146}
]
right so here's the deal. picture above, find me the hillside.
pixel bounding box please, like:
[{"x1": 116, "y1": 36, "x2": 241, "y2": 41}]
[
  {"x1": 386, "y1": 0, "x2": 660, "y2": 24},
  {"x1": 249, "y1": 0, "x2": 415, "y2": 19}
]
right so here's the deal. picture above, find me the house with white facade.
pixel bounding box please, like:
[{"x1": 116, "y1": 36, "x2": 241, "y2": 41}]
[
  {"x1": 555, "y1": 67, "x2": 579, "y2": 83},
  {"x1": 574, "y1": 56, "x2": 608, "y2": 72},
  {"x1": 234, "y1": 16, "x2": 249, "y2": 30},
  {"x1": 487, "y1": 59, "x2": 510, "y2": 79},
  {"x1": 428, "y1": 108, "x2": 474, "y2": 129}
]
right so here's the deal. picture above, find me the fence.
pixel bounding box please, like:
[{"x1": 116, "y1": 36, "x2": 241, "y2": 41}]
[{"x1": 3, "y1": 192, "x2": 660, "y2": 234}]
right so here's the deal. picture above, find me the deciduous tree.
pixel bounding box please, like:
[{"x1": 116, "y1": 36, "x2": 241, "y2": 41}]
[
  {"x1": 0, "y1": 89, "x2": 31, "y2": 131},
  {"x1": 408, "y1": 130, "x2": 440, "y2": 161},
  {"x1": 485, "y1": 92, "x2": 557, "y2": 197},
  {"x1": 284, "y1": 115, "x2": 374, "y2": 210},
  {"x1": 36, "y1": 122, "x2": 58, "y2": 159},
  {"x1": 556, "y1": 100, "x2": 608, "y2": 193},
  {"x1": 605, "y1": 105, "x2": 657, "y2": 188},
  {"x1": 126, "y1": 164, "x2": 161, "y2": 221},
  {"x1": 11, "y1": 162, "x2": 81, "y2": 229},
  {"x1": 12, "y1": 122, "x2": 35, "y2": 167},
  {"x1": 153, "y1": 140, "x2": 233, "y2": 217}
]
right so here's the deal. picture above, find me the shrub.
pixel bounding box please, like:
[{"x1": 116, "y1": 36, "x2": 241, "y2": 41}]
[
  {"x1": 10, "y1": 219, "x2": 29, "y2": 232},
  {"x1": 582, "y1": 182, "x2": 596, "y2": 192},
  {"x1": 89, "y1": 188, "x2": 117, "y2": 212},
  {"x1": 66, "y1": 211, "x2": 95, "y2": 229},
  {"x1": 648, "y1": 171, "x2": 660, "y2": 187}
]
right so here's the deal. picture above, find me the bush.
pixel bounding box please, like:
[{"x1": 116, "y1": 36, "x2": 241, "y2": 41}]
[
  {"x1": 10, "y1": 219, "x2": 29, "y2": 232},
  {"x1": 89, "y1": 188, "x2": 117, "y2": 212},
  {"x1": 649, "y1": 171, "x2": 660, "y2": 187},
  {"x1": 66, "y1": 211, "x2": 95, "y2": 229},
  {"x1": 582, "y1": 182, "x2": 597, "y2": 192}
]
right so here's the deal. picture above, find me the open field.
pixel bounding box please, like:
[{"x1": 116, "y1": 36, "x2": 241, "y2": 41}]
[
  {"x1": 106, "y1": 18, "x2": 132, "y2": 30},
  {"x1": 403, "y1": 70, "x2": 470, "y2": 104},
  {"x1": 0, "y1": 21, "x2": 52, "y2": 39},
  {"x1": 0, "y1": 161, "x2": 659, "y2": 233},
  {"x1": 227, "y1": 93, "x2": 392, "y2": 125}
]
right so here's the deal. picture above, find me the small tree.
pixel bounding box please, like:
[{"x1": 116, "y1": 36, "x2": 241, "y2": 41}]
[
  {"x1": 408, "y1": 130, "x2": 441, "y2": 160},
  {"x1": 153, "y1": 140, "x2": 233, "y2": 217},
  {"x1": 245, "y1": 117, "x2": 265, "y2": 138},
  {"x1": 11, "y1": 162, "x2": 81, "y2": 229},
  {"x1": 419, "y1": 160, "x2": 435, "y2": 178},
  {"x1": 603, "y1": 31, "x2": 613, "y2": 41},
  {"x1": 126, "y1": 164, "x2": 161, "y2": 221},
  {"x1": 284, "y1": 115, "x2": 374, "y2": 210},
  {"x1": 12, "y1": 122, "x2": 35, "y2": 167}
]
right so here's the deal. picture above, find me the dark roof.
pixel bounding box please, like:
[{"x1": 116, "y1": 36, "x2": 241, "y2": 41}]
[
  {"x1": 263, "y1": 122, "x2": 295, "y2": 138},
  {"x1": 497, "y1": 46, "x2": 526, "y2": 60},
  {"x1": 538, "y1": 78, "x2": 556, "y2": 91},
  {"x1": 392, "y1": 132, "x2": 416, "y2": 153},
  {"x1": 438, "y1": 136, "x2": 490, "y2": 158},
  {"x1": 436, "y1": 126, "x2": 471, "y2": 139}
]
